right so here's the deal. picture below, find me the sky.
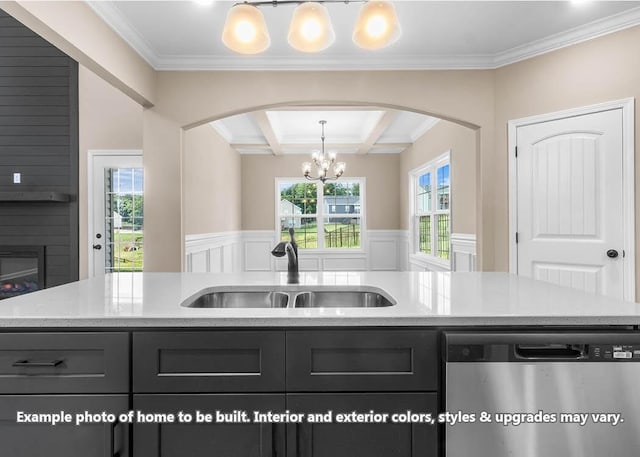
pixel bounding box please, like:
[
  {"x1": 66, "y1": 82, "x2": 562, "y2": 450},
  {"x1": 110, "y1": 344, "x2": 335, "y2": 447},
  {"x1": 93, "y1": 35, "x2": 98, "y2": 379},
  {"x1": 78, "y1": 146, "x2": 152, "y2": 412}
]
[{"x1": 111, "y1": 168, "x2": 144, "y2": 193}]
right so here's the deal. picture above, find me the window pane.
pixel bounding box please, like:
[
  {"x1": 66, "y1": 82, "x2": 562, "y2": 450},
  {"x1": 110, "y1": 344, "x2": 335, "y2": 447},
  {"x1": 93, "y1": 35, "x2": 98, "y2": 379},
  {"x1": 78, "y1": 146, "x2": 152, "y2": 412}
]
[
  {"x1": 437, "y1": 165, "x2": 449, "y2": 211},
  {"x1": 417, "y1": 172, "x2": 431, "y2": 213},
  {"x1": 105, "y1": 167, "x2": 144, "y2": 273},
  {"x1": 280, "y1": 182, "x2": 317, "y2": 215},
  {"x1": 437, "y1": 214, "x2": 450, "y2": 259},
  {"x1": 280, "y1": 217, "x2": 318, "y2": 249},
  {"x1": 419, "y1": 216, "x2": 431, "y2": 255},
  {"x1": 324, "y1": 217, "x2": 361, "y2": 249},
  {"x1": 324, "y1": 181, "x2": 361, "y2": 215}
]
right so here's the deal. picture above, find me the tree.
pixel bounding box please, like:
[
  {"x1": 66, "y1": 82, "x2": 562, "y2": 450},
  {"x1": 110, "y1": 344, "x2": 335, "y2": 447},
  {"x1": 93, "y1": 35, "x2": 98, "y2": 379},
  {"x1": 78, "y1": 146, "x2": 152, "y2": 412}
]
[{"x1": 114, "y1": 195, "x2": 144, "y2": 229}]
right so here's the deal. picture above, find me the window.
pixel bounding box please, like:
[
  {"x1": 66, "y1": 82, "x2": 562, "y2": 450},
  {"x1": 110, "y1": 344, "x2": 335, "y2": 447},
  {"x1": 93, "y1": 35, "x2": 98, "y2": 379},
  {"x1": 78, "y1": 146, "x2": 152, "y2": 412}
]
[
  {"x1": 277, "y1": 178, "x2": 364, "y2": 249},
  {"x1": 410, "y1": 152, "x2": 450, "y2": 263}
]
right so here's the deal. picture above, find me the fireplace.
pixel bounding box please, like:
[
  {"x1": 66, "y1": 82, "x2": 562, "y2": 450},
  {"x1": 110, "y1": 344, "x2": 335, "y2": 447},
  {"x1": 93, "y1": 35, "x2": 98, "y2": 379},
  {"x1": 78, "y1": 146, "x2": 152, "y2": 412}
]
[{"x1": 0, "y1": 246, "x2": 45, "y2": 300}]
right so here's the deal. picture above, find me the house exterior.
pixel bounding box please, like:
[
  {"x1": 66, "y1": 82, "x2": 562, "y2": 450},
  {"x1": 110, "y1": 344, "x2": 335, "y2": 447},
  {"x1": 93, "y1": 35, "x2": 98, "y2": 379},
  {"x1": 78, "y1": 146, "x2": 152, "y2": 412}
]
[
  {"x1": 323, "y1": 196, "x2": 361, "y2": 224},
  {"x1": 279, "y1": 199, "x2": 302, "y2": 229}
]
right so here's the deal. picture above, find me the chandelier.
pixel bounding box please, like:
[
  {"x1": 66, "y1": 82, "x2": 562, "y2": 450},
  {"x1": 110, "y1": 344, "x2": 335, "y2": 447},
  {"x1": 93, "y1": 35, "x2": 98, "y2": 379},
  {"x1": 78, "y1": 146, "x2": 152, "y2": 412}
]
[
  {"x1": 302, "y1": 120, "x2": 346, "y2": 183},
  {"x1": 222, "y1": 1, "x2": 401, "y2": 54}
]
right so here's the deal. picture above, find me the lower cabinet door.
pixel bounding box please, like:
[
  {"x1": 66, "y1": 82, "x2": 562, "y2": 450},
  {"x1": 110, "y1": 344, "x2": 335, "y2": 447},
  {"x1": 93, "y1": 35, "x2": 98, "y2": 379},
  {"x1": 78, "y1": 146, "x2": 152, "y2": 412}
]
[
  {"x1": 286, "y1": 393, "x2": 438, "y2": 457},
  {"x1": 0, "y1": 395, "x2": 129, "y2": 457},
  {"x1": 134, "y1": 394, "x2": 286, "y2": 457}
]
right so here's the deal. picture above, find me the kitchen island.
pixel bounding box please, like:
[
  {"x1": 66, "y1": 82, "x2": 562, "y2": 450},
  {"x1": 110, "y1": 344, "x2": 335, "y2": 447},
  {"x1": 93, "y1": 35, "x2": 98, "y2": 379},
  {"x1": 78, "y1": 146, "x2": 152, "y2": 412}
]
[
  {"x1": 1, "y1": 271, "x2": 639, "y2": 327},
  {"x1": 1, "y1": 271, "x2": 639, "y2": 457}
]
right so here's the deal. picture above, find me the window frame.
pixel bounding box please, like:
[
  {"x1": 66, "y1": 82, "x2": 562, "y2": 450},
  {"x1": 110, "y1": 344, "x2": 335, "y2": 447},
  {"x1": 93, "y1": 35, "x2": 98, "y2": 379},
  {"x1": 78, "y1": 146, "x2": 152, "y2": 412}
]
[
  {"x1": 275, "y1": 177, "x2": 366, "y2": 252},
  {"x1": 409, "y1": 151, "x2": 451, "y2": 269}
]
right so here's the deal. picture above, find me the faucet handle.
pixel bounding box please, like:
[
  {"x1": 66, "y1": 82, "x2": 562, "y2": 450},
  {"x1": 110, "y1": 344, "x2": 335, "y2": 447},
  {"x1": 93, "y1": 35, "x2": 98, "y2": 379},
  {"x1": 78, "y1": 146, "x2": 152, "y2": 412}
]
[{"x1": 288, "y1": 228, "x2": 296, "y2": 243}]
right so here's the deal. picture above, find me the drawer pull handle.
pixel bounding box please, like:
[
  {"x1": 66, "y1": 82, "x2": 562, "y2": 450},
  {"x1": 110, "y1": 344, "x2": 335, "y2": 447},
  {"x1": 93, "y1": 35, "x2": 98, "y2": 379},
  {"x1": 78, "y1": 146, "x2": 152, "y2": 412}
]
[{"x1": 12, "y1": 359, "x2": 64, "y2": 367}]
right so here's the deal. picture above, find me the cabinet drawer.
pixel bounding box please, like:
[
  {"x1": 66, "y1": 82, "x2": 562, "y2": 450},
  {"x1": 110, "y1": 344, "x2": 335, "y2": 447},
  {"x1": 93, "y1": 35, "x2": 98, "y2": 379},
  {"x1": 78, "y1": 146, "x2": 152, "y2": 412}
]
[
  {"x1": 133, "y1": 331, "x2": 285, "y2": 392},
  {"x1": 0, "y1": 332, "x2": 129, "y2": 394},
  {"x1": 287, "y1": 330, "x2": 438, "y2": 391}
]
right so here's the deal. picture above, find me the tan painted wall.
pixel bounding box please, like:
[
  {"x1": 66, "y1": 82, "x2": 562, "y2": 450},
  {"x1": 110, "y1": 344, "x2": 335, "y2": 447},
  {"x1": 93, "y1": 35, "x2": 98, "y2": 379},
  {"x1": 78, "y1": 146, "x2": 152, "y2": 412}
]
[
  {"x1": 241, "y1": 154, "x2": 400, "y2": 231},
  {"x1": 144, "y1": 70, "x2": 493, "y2": 271},
  {"x1": 78, "y1": 66, "x2": 143, "y2": 279},
  {"x1": 0, "y1": 1, "x2": 156, "y2": 106},
  {"x1": 400, "y1": 120, "x2": 477, "y2": 234},
  {"x1": 494, "y1": 25, "x2": 640, "y2": 286},
  {"x1": 184, "y1": 125, "x2": 241, "y2": 235}
]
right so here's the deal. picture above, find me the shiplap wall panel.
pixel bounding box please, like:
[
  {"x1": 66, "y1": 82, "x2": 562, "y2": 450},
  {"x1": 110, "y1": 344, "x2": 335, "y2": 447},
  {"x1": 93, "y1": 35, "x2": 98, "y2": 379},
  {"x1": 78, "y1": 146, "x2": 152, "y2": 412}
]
[{"x1": 0, "y1": 9, "x2": 79, "y2": 287}]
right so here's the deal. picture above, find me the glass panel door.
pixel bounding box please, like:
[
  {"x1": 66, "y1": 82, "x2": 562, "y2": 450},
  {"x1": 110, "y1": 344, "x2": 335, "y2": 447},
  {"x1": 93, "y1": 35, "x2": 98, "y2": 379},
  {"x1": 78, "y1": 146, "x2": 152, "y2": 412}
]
[{"x1": 91, "y1": 153, "x2": 143, "y2": 277}]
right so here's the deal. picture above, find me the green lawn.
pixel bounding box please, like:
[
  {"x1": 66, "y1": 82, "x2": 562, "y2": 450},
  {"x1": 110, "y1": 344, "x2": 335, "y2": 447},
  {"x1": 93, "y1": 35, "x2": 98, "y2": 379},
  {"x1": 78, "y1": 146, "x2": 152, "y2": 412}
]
[
  {"x1": 112, "y1": 230, "x2": 143, "y2": 271},
  {"x1": 281, "y1": 223, "x2": 360, "y2": 249}
]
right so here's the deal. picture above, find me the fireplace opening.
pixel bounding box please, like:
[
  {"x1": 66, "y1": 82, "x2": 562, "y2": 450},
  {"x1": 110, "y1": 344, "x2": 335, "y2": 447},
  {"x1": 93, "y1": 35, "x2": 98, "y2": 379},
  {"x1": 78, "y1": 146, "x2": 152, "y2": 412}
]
[{"x1": 0, "y1": 246, "x2": 45, "y2": 300}]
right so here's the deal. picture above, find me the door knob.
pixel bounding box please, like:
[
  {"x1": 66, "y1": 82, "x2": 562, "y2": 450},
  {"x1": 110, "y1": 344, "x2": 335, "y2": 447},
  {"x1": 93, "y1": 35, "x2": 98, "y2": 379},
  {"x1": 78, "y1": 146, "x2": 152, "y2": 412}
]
[
  {"x1": 93, "y1": 244, "x2": 102, "y2": 250},
  {"x1": 606, "y1": 249, "x2": 619, "y2": 258}
]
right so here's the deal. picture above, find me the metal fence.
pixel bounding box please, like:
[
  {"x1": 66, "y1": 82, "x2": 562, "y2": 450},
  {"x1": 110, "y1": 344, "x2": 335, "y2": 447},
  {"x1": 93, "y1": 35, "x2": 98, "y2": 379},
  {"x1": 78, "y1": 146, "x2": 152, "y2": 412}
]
[{"x1": 325, "y1": 225, "x2": 360, "y2": 248}]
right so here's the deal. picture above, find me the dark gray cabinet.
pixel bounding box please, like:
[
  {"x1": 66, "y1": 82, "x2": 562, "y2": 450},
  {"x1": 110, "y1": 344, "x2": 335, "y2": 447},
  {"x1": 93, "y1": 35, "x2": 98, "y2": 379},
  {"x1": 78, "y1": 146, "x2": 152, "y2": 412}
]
[
  {"x1": 287, "y1": 393, "x2": 438, "y2": 457},
  {"x1": 286, "y1": 329, "x2": 438, "y2": 391},
  {"x1": 0, "y1": 332, "x2": 129, "y2": 393},
  {"x1": 133, "y1": 394, "x2": 286, "y2": 457},
  {"x1": 0, "y1": 332, "x2": 130, "y2": 456},
  {"x1": 0, "y1": 394, "x2": 128, "y2": 457},
  {"x1": 132, "y1": 329, "x2": 439, "y2": 457},
  {"x1": 133, "y1": 331, "x2": 285, "y2": 392}
]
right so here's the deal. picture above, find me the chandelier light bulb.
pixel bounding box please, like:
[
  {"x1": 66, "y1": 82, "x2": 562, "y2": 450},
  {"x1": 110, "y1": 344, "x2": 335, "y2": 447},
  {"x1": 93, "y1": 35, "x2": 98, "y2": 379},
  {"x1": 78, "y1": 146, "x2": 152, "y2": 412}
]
[
  {"x1": 288, "y1": 2, "x2": 336, "y2": 52},
  {"x1": 353, "y1": 1, "x2": 401, "y2": 50},
  {"x1": 222, "y1": 4, "x2": 271, "y2": 54},
  {"x1": 301, "y1": 120, "x2": 346, "y2": 183}
]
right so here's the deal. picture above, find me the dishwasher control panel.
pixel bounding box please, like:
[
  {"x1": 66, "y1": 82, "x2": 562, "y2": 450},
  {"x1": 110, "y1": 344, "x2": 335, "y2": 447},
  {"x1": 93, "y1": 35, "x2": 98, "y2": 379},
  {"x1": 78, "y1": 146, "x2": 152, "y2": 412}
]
[{"x1": 591, "y1": 344, "x2": 640, "y2": 360}]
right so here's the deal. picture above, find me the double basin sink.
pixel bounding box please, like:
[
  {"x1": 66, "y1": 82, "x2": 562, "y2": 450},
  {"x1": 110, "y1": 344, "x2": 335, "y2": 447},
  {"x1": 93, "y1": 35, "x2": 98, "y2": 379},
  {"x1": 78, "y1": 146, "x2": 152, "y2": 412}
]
[{"x1": 182, "y1": 286, "x2": 396, "y2": 309}]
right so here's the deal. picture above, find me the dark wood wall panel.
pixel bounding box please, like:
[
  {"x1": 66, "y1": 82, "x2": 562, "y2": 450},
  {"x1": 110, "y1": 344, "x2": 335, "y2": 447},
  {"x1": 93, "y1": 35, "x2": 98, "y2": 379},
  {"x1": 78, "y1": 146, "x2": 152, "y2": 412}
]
[{"x1": 0, "y1": 8, "x2": 79, "y2": 288}]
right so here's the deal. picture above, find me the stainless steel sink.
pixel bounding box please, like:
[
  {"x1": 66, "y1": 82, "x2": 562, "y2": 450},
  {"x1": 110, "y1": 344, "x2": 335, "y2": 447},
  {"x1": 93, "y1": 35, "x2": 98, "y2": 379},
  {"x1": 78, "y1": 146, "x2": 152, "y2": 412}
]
[
  {"x1": 293, "y1": 290, "x2": 395, "y2": 308},
  {"x1": 181, "y1": 286, "x2": 396, "y2": 308},
  {"x1": 183, "y1": 290, "x2": 289, "y2": 308}
]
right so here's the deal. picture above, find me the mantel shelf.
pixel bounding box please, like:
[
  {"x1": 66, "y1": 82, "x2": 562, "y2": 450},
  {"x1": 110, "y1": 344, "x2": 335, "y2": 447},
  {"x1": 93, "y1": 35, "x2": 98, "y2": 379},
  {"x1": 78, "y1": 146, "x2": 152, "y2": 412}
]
[{"x1": 0, "y1": 191, "x2": 71, "y2": 202}]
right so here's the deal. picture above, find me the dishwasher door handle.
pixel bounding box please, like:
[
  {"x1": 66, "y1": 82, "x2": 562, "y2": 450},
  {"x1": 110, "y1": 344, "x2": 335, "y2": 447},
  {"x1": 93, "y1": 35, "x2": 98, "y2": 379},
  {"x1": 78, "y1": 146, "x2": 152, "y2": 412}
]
[{"x1": 515, "y1": 344, "x2": 588, "y2": 359}]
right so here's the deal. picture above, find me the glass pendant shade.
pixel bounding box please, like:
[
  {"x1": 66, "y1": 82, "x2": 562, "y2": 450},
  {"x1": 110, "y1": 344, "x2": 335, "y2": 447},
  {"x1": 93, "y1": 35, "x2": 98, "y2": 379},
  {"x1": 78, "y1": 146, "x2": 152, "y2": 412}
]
[
  {"x1": 352, "y1": 1, "x2": 401, "y2": 50},
  {"x1": 288, "y1": 2, "x2": 336, "y2": 52},
  {"x1": 222, "y1": 4, "x2": 270, "y2": 54}
]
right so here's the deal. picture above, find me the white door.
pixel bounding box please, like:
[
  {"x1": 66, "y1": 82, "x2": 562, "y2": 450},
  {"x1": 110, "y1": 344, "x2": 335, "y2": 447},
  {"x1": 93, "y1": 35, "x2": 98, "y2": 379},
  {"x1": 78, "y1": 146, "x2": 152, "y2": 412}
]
[
  {"x1": 516, "y1": 109, "x2": 625, "y2": 298},
  {"x1": 90, "y1": 153, "x2": 144, "y2": 277}
]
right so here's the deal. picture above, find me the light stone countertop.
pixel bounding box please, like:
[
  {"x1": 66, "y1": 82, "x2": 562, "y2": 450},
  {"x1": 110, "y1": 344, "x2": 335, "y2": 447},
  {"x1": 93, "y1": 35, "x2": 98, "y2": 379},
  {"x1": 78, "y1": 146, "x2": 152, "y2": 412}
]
[{"x1": 0, "y1": 272, "x2": 639, "y2": 327}]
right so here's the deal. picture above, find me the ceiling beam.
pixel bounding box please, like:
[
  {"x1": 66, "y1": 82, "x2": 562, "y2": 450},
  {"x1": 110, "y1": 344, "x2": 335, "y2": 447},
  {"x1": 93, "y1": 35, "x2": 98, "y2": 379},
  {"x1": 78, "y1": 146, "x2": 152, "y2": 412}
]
[
  {"x1": 357, "y1": 110, "x2": 399, "y2": 155},
  {"x1": 267, "y1": 106, "x2": 386, "y2": 112},
  {"x1": 230, "y1": 143, "x2": 374, "y2": 151},
  {"x1": 252, "y1": 111, "x2": 282, "y2": 155}
]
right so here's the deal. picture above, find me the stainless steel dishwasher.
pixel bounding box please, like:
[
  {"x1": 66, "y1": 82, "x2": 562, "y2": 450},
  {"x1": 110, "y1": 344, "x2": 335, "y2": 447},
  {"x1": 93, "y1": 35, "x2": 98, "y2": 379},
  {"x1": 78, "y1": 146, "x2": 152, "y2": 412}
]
[{"x1": 444, "y1": 332, "x2": 640, "y2": 457}]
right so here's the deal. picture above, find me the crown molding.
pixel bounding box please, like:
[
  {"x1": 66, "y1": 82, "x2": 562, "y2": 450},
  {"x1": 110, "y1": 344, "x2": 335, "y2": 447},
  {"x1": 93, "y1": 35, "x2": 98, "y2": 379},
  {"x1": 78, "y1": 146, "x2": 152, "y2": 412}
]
[
  {"x1": 87, "y1": 1, "x2": 159, "y2": 68},
  {"x1": 492, "y1": 6, "x2": 640, "y2": 68},
  {"x1": 88, "y1": 2, "x2": 640, "y2": 71}
]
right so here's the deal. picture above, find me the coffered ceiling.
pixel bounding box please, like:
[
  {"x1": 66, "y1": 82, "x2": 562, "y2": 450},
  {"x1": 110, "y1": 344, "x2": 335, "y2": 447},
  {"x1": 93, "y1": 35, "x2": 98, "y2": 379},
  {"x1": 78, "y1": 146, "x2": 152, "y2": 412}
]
[
  {"x1": 211, "y1": 108, "x2": 439, "y2": 155},
  {"x1": 88, "y1": 1, "x2": 640, "y2": 70}
]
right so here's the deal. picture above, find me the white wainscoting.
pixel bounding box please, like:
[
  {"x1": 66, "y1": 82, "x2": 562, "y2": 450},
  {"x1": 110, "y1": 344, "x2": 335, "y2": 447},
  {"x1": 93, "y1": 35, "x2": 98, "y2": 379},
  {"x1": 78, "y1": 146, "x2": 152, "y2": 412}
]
[
  {"x1": 451, "y1": 233, "x2": 477, "y2": 272},
  {"x1": 186, "y1": 230, "x2": 419, "y2": 273},
  {"x1": 241, "y1": 231, "x2": 277, "y2": 272},
  {"x1": 184, "y1": 231, "x2": 241, "y2": 273},
  {"x1": 408, "y1": 233, "x2": 477, "y2": 272}
]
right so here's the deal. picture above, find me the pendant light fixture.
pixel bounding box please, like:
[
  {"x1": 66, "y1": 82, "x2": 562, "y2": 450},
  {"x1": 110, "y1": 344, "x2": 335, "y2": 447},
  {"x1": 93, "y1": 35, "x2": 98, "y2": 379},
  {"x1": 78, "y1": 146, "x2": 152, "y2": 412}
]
[
  {"x1": 353, "y1": 1, "x2": 401, "y2": 49},
  {"x1": 302, "y1": 120, "x2": 346, "y2": 183},
  {"x1": 221, "y1": 1, "x2": 401, "y2": 54},
  {"x1": 221, "y1": 3, "x2": 271, "y2": 54},
  {"x1": 288, "y1": 2, "x2": 336, "y2": 52}
]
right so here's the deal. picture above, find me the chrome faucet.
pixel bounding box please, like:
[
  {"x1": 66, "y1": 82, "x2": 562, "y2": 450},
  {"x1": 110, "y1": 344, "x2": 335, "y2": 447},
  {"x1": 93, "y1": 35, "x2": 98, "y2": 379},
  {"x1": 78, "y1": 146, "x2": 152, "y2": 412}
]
[{"x1": 271, "y1": 228, "x2": 299, "y2": 284}]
